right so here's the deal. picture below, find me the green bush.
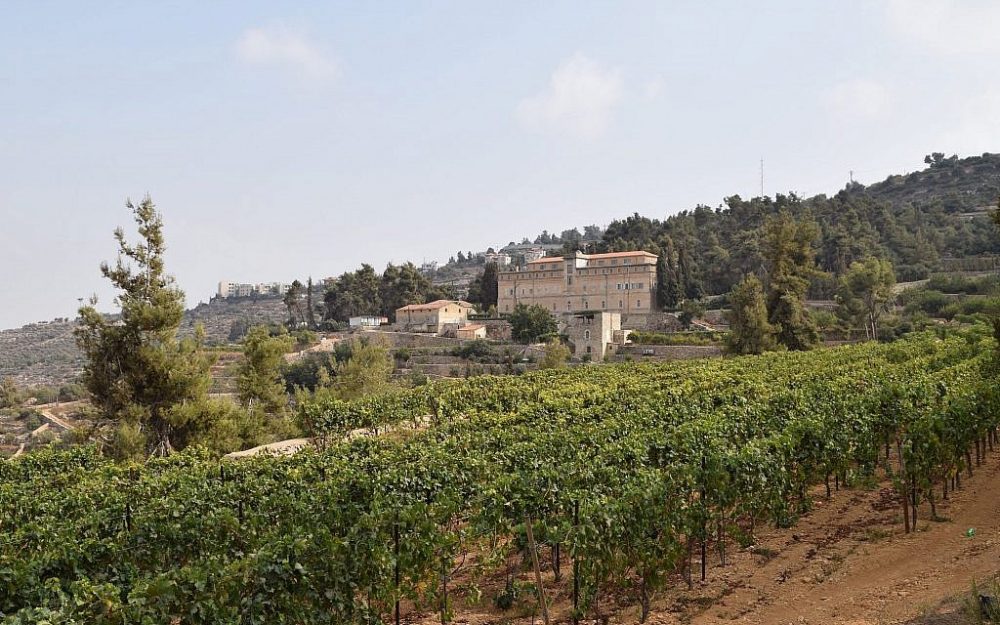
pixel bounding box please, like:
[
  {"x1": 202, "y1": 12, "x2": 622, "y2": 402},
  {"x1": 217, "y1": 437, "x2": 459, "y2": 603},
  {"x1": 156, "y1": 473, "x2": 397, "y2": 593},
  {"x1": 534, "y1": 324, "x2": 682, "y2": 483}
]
[
  {"x1": 902, "y1": 289, "x2": 951, "y2": 317},
  {"x1": 452, "y1": 339, "x2": 494, "y2": 361},
  {"x1": 629, "y1": 330, "x2": 725, "y2": 346}
]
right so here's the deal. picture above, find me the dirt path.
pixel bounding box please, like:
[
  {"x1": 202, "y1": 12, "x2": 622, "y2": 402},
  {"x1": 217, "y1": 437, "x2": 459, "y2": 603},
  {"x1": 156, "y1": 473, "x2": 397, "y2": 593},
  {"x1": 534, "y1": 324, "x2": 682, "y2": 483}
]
[
  {"x1": 37, "y1": 409, "x2": 73, "y2": 430},
  {"x1": 690, "y1": 456, "x2": 1000, "y2": 625}
]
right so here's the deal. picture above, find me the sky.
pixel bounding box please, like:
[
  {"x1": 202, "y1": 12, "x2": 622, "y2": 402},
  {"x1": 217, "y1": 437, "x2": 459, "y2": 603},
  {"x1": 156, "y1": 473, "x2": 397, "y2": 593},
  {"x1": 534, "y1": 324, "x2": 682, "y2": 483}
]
[{"x1": 2, "y1": 1, "x2": 1000, "y2": 329}]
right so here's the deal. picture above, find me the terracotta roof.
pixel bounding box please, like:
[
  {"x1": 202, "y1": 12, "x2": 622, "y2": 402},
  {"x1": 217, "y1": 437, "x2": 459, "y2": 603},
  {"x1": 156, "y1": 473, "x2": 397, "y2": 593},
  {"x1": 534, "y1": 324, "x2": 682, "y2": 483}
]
[
  {"x1": 396, "y1": 299, "x2": 474, "y2": 312},
  {"x1": 526, "y1": 250, "x2": 656, "y2": 265}
]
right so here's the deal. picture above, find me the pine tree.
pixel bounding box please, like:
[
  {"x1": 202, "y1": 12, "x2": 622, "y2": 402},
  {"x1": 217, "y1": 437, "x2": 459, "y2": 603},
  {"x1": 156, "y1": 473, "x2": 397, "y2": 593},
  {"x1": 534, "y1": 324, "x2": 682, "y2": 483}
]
[
  {"x1": 74, "y1": 196, "x2": 215, "y2": 456},
  {"x1": 762, "y1": 212, "x2": 821, "y2": 350},
  {"x1": 237, "y1": 325, "x2": 294, "y2": 414},
  {"x1": 677, "y1": 245, "x2": 704, "y2": 300},
  {"x1": 726, "y1": 275, "x2": 776, "y2": 354},
  {"x1": 481, "y1": 262, "x2": 499, "y2": 309}
]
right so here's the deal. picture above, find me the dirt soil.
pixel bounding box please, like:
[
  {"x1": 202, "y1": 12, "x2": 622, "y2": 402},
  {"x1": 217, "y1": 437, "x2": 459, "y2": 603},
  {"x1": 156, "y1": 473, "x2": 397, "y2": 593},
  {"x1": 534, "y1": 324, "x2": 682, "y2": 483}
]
[{"x1": 409, "y1": 452, "x2": 1000, "y2": 625}]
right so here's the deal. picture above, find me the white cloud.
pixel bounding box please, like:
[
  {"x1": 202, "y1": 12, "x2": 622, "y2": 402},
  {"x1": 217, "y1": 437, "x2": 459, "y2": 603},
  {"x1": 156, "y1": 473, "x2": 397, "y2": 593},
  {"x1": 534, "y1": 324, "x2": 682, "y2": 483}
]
[
  {"x1": 643, "y1": 76, "x2": 666, "y2": 101},
  {"x1": 516, "y1": 53, "x2": 624, "y2": 140},
  {"x1": 886, "y1": 0, "x2": 1000, "y2": 55},
  {"x1": 235, "y1": 26, "x2": 338, "y2": 80},
  {"x1": 826, "y1": 79, "x2": 892, "y2": 120}
]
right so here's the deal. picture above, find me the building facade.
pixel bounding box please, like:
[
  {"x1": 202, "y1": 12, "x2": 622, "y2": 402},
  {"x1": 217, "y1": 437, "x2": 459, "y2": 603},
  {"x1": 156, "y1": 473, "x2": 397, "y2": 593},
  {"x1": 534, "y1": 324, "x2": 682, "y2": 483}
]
[
  {"x1": 564, "y1": 311, "x2": 625, "y2": 361},
  {"x1": 395, "y1": 300, "x2": 475, "y2": 334},
  {"x1": 455, "y1": 323, "x2": 488, "y2": 340},
  {"x1": 497, "y1": 250, "x2": 657, "y2": 315},
  {"x1": 349, "y1": 315, "x2": 389, "y2": 328},
  {"x1": 217, "y1": 281, "x2": 291, "y2": 298}
]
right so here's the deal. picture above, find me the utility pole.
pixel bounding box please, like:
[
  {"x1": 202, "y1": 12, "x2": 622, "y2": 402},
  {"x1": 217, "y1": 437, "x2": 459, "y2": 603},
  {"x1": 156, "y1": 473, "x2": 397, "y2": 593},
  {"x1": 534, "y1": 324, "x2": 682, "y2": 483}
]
[
  {"x1": 849, "y1": 170, "x2": 854, "y2": 184},
  {"x1": 759, "y1": 157, "x2": 764, "y2": 198}
]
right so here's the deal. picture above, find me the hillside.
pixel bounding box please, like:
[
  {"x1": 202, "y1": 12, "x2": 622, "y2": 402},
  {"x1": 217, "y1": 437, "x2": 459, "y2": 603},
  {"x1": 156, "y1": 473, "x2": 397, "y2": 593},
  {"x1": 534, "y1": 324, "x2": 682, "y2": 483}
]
[
  {"x1": 599, "y1": 153, "x2": 1000, "y2": 296},
  {"x1": 0, "y1": 297, "x2": 287, "y2": 387}
]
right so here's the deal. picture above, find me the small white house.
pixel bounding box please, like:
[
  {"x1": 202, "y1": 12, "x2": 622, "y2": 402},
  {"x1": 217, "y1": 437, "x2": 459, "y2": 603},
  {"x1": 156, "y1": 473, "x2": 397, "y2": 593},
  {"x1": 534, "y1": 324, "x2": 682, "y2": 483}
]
[{"x1": 349, "y1": 315, "x2": 388, "y2": 329}]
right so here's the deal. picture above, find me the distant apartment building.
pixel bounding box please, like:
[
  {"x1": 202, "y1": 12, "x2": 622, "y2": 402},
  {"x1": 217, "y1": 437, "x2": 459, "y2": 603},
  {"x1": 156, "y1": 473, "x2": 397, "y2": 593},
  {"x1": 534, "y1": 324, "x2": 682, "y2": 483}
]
[
  {"x1": 499, "y1": 243, "x2": 559, "y2": 266},
  {"x1": 217, "y1": 281, "x2": 292, "y2": 299},
  {"x1": 497, "y1": 250, "x2": 657, "y2": 315},
  {"x1": 483, "y1": 251, "x2": 512, "y2": 266}
]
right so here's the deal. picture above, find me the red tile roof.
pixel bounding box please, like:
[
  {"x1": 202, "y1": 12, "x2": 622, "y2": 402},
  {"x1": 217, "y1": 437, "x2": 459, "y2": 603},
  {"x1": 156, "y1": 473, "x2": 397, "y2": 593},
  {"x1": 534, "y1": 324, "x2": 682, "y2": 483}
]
[
  {"x1": 396, "y1": 299, "x2": 474, "y2": 312},
  {"x1": 525, "y1": 250, "x2": 656, "y2": 265}
]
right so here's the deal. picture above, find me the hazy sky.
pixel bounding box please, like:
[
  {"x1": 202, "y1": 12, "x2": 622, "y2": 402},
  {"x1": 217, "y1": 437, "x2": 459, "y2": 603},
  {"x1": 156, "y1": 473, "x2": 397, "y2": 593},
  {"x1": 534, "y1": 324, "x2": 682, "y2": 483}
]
[{"x1": 3, "y1": 1, "x2": 1000, "y2": 329}]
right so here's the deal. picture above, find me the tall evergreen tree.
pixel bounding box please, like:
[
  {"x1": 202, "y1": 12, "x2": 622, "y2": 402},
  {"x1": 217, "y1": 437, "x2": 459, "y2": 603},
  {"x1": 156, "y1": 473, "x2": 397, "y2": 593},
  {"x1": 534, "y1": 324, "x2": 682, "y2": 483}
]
[
  {"x1": 237, "y1": 325, "x2": 294, "y2": 414},
  {"x1": 75, "y1": 197, "x2": 215, "y2": 456},
  {"x1": 677, "y1": 245, "x2": 704, "y2": 300},
  {"x1": 762, "y1": 212, "x2": 821, "y2": 350},
  {"x1": 305, "y1": 276, "x2": 317, "y2": 330},
  {"x1": 480, "y1": 262, "x2": 499, "y2": 309},
  {"x1": 726, "y1": 275, "x2": 776, "y2": 354},
  {"x1": 283, "y1": 280, "x2": 306, "y2": 327}
]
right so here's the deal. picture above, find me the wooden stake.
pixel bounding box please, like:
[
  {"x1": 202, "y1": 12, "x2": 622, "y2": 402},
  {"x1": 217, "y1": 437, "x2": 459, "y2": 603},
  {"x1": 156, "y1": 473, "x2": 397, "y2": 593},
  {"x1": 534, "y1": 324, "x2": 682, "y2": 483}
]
[{"x1": 525, "y1": 516, "x2": 550, "y2": 625}]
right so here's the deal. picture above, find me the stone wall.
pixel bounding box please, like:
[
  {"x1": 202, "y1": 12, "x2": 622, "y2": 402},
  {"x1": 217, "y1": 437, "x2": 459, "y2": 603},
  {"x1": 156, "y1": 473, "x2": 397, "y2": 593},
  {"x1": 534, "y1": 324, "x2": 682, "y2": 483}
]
[{"x1": 615, "y1": 344, "x2": 722, "y2": 360}]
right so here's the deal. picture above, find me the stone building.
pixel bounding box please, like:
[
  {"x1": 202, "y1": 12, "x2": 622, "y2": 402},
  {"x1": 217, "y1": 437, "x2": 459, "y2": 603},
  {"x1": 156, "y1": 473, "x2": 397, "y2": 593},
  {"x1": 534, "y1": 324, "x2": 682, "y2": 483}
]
[
  {"x1": 395, "y1": 300, "x2": 475, "y2": 334},
  {"x1": 564, "y1": 311, "x2": 626, "y2": 361},
  {"x1": 497, "y1": 250, "x2": 657, "y2": 317},
  {"x1": 455, "y1": 323, "x2": 488, "y2": 340}
]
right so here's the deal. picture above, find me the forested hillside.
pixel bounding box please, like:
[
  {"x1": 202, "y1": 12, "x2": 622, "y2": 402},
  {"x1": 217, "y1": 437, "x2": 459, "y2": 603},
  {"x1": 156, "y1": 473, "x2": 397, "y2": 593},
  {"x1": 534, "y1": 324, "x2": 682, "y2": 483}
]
[{"x1": 598, "y1": 153, "x2": 1000, "y2": 295}]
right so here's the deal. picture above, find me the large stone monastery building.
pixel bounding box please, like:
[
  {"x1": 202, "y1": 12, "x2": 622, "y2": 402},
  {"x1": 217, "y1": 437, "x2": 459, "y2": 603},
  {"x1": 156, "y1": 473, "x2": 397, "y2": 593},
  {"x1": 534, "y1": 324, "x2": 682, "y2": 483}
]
[{"x1": 497, "y1": 250, "x2": 657, "y2": 316}]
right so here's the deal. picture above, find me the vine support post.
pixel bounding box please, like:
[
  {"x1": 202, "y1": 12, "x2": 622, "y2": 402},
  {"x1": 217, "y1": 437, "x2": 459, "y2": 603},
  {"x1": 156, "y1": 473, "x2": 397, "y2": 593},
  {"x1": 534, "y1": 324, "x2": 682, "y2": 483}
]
[
  {"x1": 394, "y1": 512, "x2": 400, "y2": 625},
  {"x1": 553, "y1": 542, "x2": 561, "y2": 581},
  {"x1": 573, "y1": 500, "x2": 579, "y2": 625},
  {"x1": 897, "y1": 440, "x2": 910, "y2": 533},
  {"x1": 440, "y1": 561, "x2": 447, "y2": 625},
  {"x1": 700, "y1": 454, "x2": 707, "y2": 582},
  {"x1": 525, "y1": 515, "x2": 550, "y2": 625}
]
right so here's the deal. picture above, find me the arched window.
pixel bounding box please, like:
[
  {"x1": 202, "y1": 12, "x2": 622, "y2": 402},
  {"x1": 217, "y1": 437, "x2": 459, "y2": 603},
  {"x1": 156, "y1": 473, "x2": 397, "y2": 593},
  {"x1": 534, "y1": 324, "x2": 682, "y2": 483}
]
[{"x1": 584, "y1": 330, "x2": 591, "y2": 340}]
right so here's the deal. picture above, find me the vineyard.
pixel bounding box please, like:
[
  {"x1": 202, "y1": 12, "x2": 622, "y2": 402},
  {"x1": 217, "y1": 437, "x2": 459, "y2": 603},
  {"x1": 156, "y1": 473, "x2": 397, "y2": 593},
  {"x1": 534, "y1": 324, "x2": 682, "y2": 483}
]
[{"x1": 1, "y1": 328, "x2": 999, "y2": 624}]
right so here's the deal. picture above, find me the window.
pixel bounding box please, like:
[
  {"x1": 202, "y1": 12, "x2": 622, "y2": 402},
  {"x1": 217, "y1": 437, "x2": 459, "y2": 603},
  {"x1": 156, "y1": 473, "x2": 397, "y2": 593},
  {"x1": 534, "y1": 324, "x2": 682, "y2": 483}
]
[
  {"x1": 567, "y1": 300, "x2": 572, "y2": 310},
  {"x1": 584, "y1": 301, "x2": 589, "y2": 309},
  {"x1": 584, "y1": 330, "x2": 591, "y2": 340},
  {"x1": 619, "y1": 300, "x2": 623, "y2": 308},
  {"x1": 586, "y1": 345, "x2": 592, "y2": 354},
  {"x1": 637, "y1": 300, "x2": 642, "y2": 308},
  {"x1": 601, "y1": 300, "x2": 606, "y2": 308}
]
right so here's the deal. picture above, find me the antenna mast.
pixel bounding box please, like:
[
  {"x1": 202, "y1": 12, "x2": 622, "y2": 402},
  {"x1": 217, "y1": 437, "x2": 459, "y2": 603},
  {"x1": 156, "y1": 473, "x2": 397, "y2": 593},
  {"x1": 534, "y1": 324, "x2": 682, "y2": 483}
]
[{"x1": 759, "y1": 157, "x2": 764, "y2": 198}]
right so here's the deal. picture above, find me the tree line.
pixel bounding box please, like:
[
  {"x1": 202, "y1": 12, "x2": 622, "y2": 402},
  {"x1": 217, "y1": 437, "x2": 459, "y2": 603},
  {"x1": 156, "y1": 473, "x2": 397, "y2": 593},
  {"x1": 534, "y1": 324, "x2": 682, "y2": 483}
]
[{"x1": 601, "y1": 154, "x2": 1000, "y2": 300}]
